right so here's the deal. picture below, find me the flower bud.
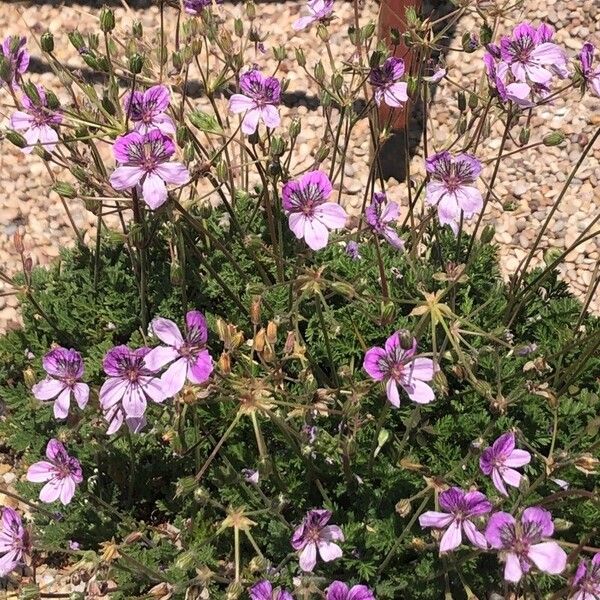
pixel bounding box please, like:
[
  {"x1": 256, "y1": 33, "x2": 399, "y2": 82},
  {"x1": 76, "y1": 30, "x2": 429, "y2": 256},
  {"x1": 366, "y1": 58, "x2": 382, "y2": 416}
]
[
  {"x1": 480, "y1": 224, "x2": 495, "y2": 244},
  {"x1": 519, "y1": 127, "x2": 530, "y2": 146},
  {"x1": 132, "y1": 21, "x2": 143, "y2": 39},
  {"x1": 289, "y1": 117, "x2": 301, "y2": 138},
  {"x1": 315, "y1": 144, "x2": 330, "y2": 162},
  {"x1": 19, "y1": 584, "x2": 40, "y2": 600},
  {"x1": 23, "y1": 367, "x2": 36, "y2": 388},
  {"x1": 99, "y1": 8, "x2": 116, "y2": 33},
  {"x1": 249, "y1": 555, "x2": 269, "y2": 572},
  {"x1": 129, "y1": 53, "x2": 144, "y2": 74},
  {"x1": 457, "y1": 91, "x2": 466, "y2": 113},
  {"x1": 461, "y1": 32, "x2": 479, "y2": 53},
  {"x1": 295, "y1": 48, "x2": 306, "y2": 68},
  {"x1": 226, "y1": 582, "x2": 243, "y2": 600},
  {"x1": 40, "y1": 32, "x2": 54, "y2": 53},
  {"x1": 68, "y1": 31, "x2": 86, "y2": 52},
  {"x1": 389, "y1": 27, "x2": 401, "y2": 46},
  {"x1": 361, "y1": 21, "x2": 376, "y2": 41},
  {"x1": 52, "y1": 182, "x2": 77, "y2": 199},
  {"x1": 273, "y1": 45, "x2": 286, "y2": 62},
  {"x1": 218, "y1": 352, "x2": 231, "y2": 375},
  {"x1": 13, "y1": 232, "x2": 24, "y2": 254},
  {"x1": 245, "y1": 1, "x2": 256, "y2": 19},
  {"x1": 468, "y1": 92, "x2": 478, "y2": 110},
  {"x1": 398, "y1": 329, "x2": 413, "y2": 350},
  {"x1": 379, "y1": 301, "x2": 396, "y2": 325},
  {"x1": 22, "y1": 81, "x2": 41, "y2": 105},
  {"x1": 479, "y1": 23, "x2": 493, "y2": 45},
  {"x1": 317, "y1": 23, "x2": 329, "y2": 42},
  {"x1": 332, "y1": 73, "x2": 344, "y2": 92},
  {"x1": 266, "y1": 321, "x2": 277, "y2": 344},
  {"x1": 284, "y1": 331, "x2": 295, "y2": 354},
  {"x1": 314, "y1": 61, "x2": 325, "y2": 83},
  {"x1": 270, "y1": 135, "x2": 285, "y2": 157},
  {"x1": 251, "y1": 295, "x2": 261, "y2": 325},
  {"x1": 395, "y1": 499, "x2": 412, "y2": 517},
  {"x1": 543, "y1": 131, "x2": 565, "y2": 146},
  {"x1": 175, "y1": 476, "x2": 198, "y2": 497},
  {"x1": 6, "y1": 130, "x2": 27, "y2": 148}
]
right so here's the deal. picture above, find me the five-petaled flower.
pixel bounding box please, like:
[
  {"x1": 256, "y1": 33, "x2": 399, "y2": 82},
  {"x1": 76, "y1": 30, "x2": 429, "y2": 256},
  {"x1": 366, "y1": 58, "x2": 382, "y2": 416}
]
[
  {"x1": 579, "y1": 42, "x2": 600, "y2": 98},
  {"x1": 26, "y1": 439, "x2": 83, "y2": 505},
  {"x1": 425, "y1": 151, "x2": 483, "y2": 234},
  {"x1": 419, "y1": 487, "x2": 492, "y2": 552},
  {"x1": 292, "y1": 0, "x2": 334, "y2": 31},
  {"x1": 0, "y1": 508, "x2": 29, "y2": 577},
  {"x1": 479, "y1": 432, "x2": 531, "y2": 497},
  {"x1": 326, "y1": 581, "x2": 375, "y2": 600},
  {"x1": 0, "y1": 36, "x2": 29, "y2": 89},
  {"x1": 249, "y1": 580, "x2": 293, "y2": 600},
  {"x1": 363, "y1": 332, "x2": 437, "y2": 407},
  {"x1": 365, "y1": 191, "x2": 404, "y2": 250},
  {"x1": 229, "y1": 69, "x2": 281, "y2": 135},
  {"x1": 571, "y1": 553, "x2": 600, "y2": 600},
  {"x1": 124, "y1": 85, "x2": 175, "y2": 136},
  {"x1": 32, "y1": 347, "x2": 89, "y2": 420},
  {"x1": 485, "y1": 507, "x2": 567, "y2": 582},
  {"x1": 369, "y1": 57, "x2": 409, "y2": 108},
  {"x1": 100, "y1": 345, "x2": 167, "y2": 435},
  {"x1": 282, "y1": 170, "x2": 347, "y2": 251},
  {"x1": 109, "y1": 129, "x2": 190, "y2": 210},
  {"x1": 144, "y1": 310, "x2": 214, "y2": 398},
  {"x1": 10, "y1": 85, "x2": 62, "y2": 154},
  {"x1": 183, "y1": 0, "x2": 222, "y2": 15},
  {"x1": 291, "y1": 509, "x2": 344, "y2": 572}
]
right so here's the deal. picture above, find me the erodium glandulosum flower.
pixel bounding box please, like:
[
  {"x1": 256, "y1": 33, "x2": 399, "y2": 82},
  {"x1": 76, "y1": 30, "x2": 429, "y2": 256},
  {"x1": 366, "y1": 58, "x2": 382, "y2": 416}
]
[
  {"x1": 292, "y1": 0, "x2": 334, "y2": 31},
  {"x1": 249, "y1": 580, "x2": 293, "y2": 600},
  {"x1": 326, "y1": 581, "x2": 375, "y2": 600},
  {"x1": 419, "y1": 488, "x2": 492, "y2": 552},
  {"x1": 229, "y1": 69, "x2": 281, "y2": 135},
  {"x1": 485, "y1": 507, "x2": 567, "y2": 583},
  {"x1": 282, "y1": 170, "x2": 347, "y2": 251},
  {"x1": 0, "y1": 508, "x2": 30, "y2": 577},
  {"x1": 26, "y1": 439, "x2": 82, "y2": 505},
  {"x1": 369, "y1": 57, "x2": 409, "y2": 108},
  {"x1": 425, "y1": 151, "x2": 483, "y2": 234},
  {"x1": 479, "y1": 432, "x2": 531, "y2": 497},
  {"x1": 144, "y1": 311, "x2": 214, "y2": 398},
  {"x1": 10, "y1": 85, "x2": 62, "y2": 154},
  {"x1": 183, "y1": 0, "x2": 222, "y2": 15},
  {"x1": 365, "y1": 191, "x2": 404, "y2": 250},
  {"x1": 579, "y1": 43, "x2": 600, "y2": 98},
  {"x1": 124, "y1": 85, "x2": 175, "y2": 136},
  {"x1": 571, "y1": 553, "x2": 600, "y2": 600},
  {"x1": 0, "y1": 36, "x2": 29, "y2": 88},
  {"x1": 363, "y1": 332, "x2": 437, "y2": 407},
  {"x1": 109, "y1": 129, "x2": 190, "y2": 210},
  {"x1": 100, "y1": 345, "x2": 168, "y2": 435},
  {"x1": 291, "y1": 509, "x2": 344, "y2": 572},
  {"x1": 32, "y1": 347, "x2": 89, "y2": 419}
]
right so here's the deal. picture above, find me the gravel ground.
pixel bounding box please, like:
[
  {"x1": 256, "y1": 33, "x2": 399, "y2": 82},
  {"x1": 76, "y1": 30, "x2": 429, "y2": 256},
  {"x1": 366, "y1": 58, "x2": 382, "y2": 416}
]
[{"x1": 0, "y1": 0, "x2": 598, "y2": 333}]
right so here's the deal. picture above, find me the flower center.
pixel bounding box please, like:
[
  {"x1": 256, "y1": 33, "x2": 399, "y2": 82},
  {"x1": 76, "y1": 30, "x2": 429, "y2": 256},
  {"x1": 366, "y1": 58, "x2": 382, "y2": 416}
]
[{"x1": 390, "y1": 362, "x2": 405, "y2": 381}]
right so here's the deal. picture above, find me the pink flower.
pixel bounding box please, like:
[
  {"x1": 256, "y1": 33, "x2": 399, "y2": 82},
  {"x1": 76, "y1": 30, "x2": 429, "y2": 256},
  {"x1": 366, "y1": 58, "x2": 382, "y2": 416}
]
[
  {"x1": 291, "y1": 509, "x2": 344, "y2": 572},
  {"x1": 184, "y1": 0, "x2": 222, "y2": 15},
  {"x1": 229, "y1": 69, "x2": 281, "y2": 135},
  {"x1": 292, "y1": 0, "x2": 334, "y2": 31},
  {"x1": 363, "y1": 332, "x2": 437, "y2": 407},
  {"x1": 26, "y1": 439, "x2": 82, "y2": 505},
  {"x1": 485, "y1": 507, "x2": 567, "y2": 582},
  {"x1": 0, "y1": 508, "x2": 29, "y2": 577},
  {"x1": 571, "y1": 553, "x2": 600, "y2": 600},
  {"x1": 479, "y1": 432, "x2": 531, "y2": 496},
  {"x1": 0, "y1": 36, "x2": 29, "y2": 89},
  {"x1": 419, "y1": 487, "x2": 492, "y2": 552},
  {"x1": 144, "y1": 310, "x2": 214, "y2": 398},
  {"x1": 364, "y1": 191, "x2": 404, "y2": 250},
  {"x1": 282, "y1": 170, "x2": 347, "y2": 251},
  {"x1": 249, "y1": 580, "x2": 293, "y2": 600},
  {"x1": 326, "y1": 581, "x2": 375, "y2": 600},
  {"x1": 109, "y1": 129, "x2": 190, "y2": 210},
  {"x1": 124, "y1": 85, "x2": 175, "y2": 136},
  {"x1": 32, "y1": 347, "x2": 89, "y2": 420},
  {"x1": 579, "y1": 42, "x2": 600, "y2": 98},
  {"x1": 369, "y1": 57, "x2": 408, "y2": 108}
]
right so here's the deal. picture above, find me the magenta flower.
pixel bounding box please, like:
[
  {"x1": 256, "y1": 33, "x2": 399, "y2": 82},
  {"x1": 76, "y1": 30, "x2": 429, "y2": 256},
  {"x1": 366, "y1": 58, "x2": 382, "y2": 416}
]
[
  {"x1": 425, "y1": 151, "x2": 483, "y2": 234},
  {"x1": 282, "y1": 170, "x2": 347, "y2": 251},
  {"x1": 326, "y1": 581, "x2": 375, "y2": 600},
  {"x1": 109, "y1": 129, "x2": 190, "y2": 210},
  {"x1": 363, "y1": 332, "x2": 437, "y2": 407},
  {"x1": 229, "y1": 69, "x2": 281, "y2": 135},
  {"x1": 26, "y1": 439, "x2": 82, "y2": 505},
  {"x1": 0, "y1": 508, "x2": 29, "y2": 577},
  {"x1": 571, "y1": 553, "x2": 600, "y2": 600},
  {"x1": 10, "y1": 85, "x2": 62, "y2": 154},
  {"x1": 419, "y1": 487, "x2": 491, "y2": 552},
  {"x1": 579, "y1": 43, "x2": 600, "y2": 98},
  {"x1": 480, "y1": 432, "x2": 531, "y2": 497},
  {"x1": 483, "y1": 51, "x2": 535, "y2": 107},
  {"x1": 365, "y1": 191, "x2": 404, "y2": 250},
  {"x1": 184, "y1": 0, "x2": 222, "y2": 14},
  {"x1": 124, "y1": 85, "x2": 175, "y2": 136},
  {"x1": 485, "y1": 507, "x2": 567, "y2": 582},
  {"x1": 292, "y1": 0, "x2": 334, "y2": 31},
  {"x1": 100, "y1": 346, "x2": 167, "y2": 435},
  {"x1": 291, "y1": 509, "x2": 344, "y2": 572},
  {"x1": 249, "y1": 580, "x2": 293, "y2": 600},
  {"x1": 369, "y1": 57, "x2": 409, "y2": 108},
  {"x1": 0, "y1": 36, "x2": 29, "y2": 88},
  {"x1": 345, "y1": 241, "x2": 361, "y2": 260},
  {"x1": 32, "y1": 347, "x2": 89, "y2": 420},
  {"x1": 144, "y1": 311, "x2": 214, "y2": 398}
]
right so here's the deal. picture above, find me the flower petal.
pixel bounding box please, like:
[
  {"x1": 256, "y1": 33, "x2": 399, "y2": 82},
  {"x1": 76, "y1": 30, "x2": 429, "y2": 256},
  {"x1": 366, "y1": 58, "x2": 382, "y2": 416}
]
[
  {"x1": 528, "y1": 542, "x2": 567, "y2": 575},
  {"x1": 160, "y1": 357, "x2": 188, "y2": 397},
  {"x1": 142, "y1": 173, "x2": 168, "y2": 210},
  {"x1": 439, "y1": 521, "x2": 462, "y2": 552},
  {"x1": 151, "y1": 317, "x2": 184, "y2": 347},
  {"x1": 298, "y1": 542, "x2": 317, "y2": 572},
  {"x1": 110, "y1": 165, "x2": 144, "y2": 191},
  {"x1": 26, "y1": 461, "x2": 55, "y2": 483}
]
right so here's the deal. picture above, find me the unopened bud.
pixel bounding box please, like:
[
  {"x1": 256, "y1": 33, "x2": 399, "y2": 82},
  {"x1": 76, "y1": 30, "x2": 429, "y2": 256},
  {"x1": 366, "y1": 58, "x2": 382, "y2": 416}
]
[
  {"x1": 6, "y1": 130, "x2": 27, "y2": 148},
  {"x1": 23, "y1": 367, "x2": 36, "y2": 388},
  {"x1": 273, "y1": 45, "x2": 286, "y2": 62},
  {"x1": 284, "y1": 331, "x2": 295, "y2": 354},
  {"x1": 132, "y1": 21, "x2": 143, "y2": 39},
  {"x1": 175, "y1": 476, "x2": 197, "y2": 497},
  {"x1": 295, "y1": 48, "x2": 306, "y2": 68},
  {"x1": 361, "y1": 21, "x2": 376, "y2": 41},
  {"x1": 266, "y1": 321, "x2": 277, "y2": 344},
  {"x1": 129, "y1": 53, "x2": 144, "y2": 74},
  {"x1": 251, "y1": 296, "x2": 261, "y2": 325},
  {"x1": 314, "y1": 60, "x2": 325, "y2": 83},
  {"x1": 52, "y1": 182, "x2": 77, "y2": 199},
  {"x1": 315, "y1": 144, "x2": 330, "y2": 162},
  {"x1": 468, "y1": 92, "x2": 478, "y2": 110},
  {"x1": 389, "y1": 27, "x2": 401, "y2": 46},
  {"x1": 289, "y1": 118, "x2": 301, "y2": 138},
  {"x1": 254, "y1": 328, "x2": 266, "y2": 352},
  {"x1": 398, "y1": 329, "x2": 413, "y2": 350},
  {"x1": 480, "y1": 224, "x2": 495, "y2": 244},
  {"x1": 19, "y1": 584, "x2": 40, "y2": 600},
  {"x1": 40, "y1": 32, "x2": 54, "y2": 53},
  {"x1": 461, "y1": 32, "x2": 479, "y2": 53},
  {"x1": 317, "y1": 23, "x2": 329, "y2": 42},
  {"x1": 99, "y1": 8, "x2": 116, "y2": 33},
  {"x1": 543, "y1": 131, "x2": 565, "y2": 146},
  {"x1": 13, "y1": 232, "x2": 24, "y2": 254},
  {"x1": 249, "y1": 555, "x2": 269, "y2": 572},
  {"x1": 270, "y1": 135, "x2": 285, "y2": 157},
  {"x1": 518, "y1": 127, "x2": 530, "y2": 146},
  {"x1": 480, "y1": 23, "x2": 493, "y2": 46},
  {"x1": 245, "y1": 1, "x2": 256, "y2": 18},
  {"x1": 67, "y1": 31, "x2": 86, "y2": 52},
  {"x1": 457, "y1": 91, "x2": 466, "y2": 113},
  {"x1": 379, "y1": 301, "x2": 396, "y2": 325},
  {"x1": 226, "y1": 582, "x2": 243, "y2": 600}
]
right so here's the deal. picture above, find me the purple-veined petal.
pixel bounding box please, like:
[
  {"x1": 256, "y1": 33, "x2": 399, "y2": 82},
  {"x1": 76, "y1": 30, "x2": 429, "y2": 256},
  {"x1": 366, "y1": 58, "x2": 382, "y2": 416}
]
[
  {"x1": 386, "y1": 378, "x2": 401, "y2": 407},
  {"x1": 39, "y1": 479, "x2": 62, "y2": 503},
  {"x1": 403, "y1": 379, "x2": 435, "y2": 404},
  {"x1": 26, "y1": 461, "x2": 55, "y2": 483},
  {"x1": 160, "y1": 357, "x2": 188, "y2": 397},
  {"x1": 143, "y1": 84, "x2": 171, "y2": 113},
  {"x1": 0, "y1": 549, "x2": 20, "y2": 577},
  {"x1": 298, "y1": 541, "x2": 317, "y2": 572},
  {"x1": 363, "y1": 347, "x2": 387, "y2": 381},
  {"x1": 504, "y1": 552, "x2": 523, "y2": 582},
  {"x1": 59, "y1": 477, "x2": 76, "y2": 505},
  {"x1": 122, "y1": 384, "x2": 147, "y2": 418},
  {"x1": 261, "y1": 104, "x2": 281, "y2": 129},
  {"x1": 142, "y1": 172, "x2": 168, "y2": 209},
  {"x1": 10, "y1": 110, "x2": 34, "y2": 130},
  {"x1": 317, "y1": 540, "x2": 343, "y2": 562},
  {"x1": 462, "y1": 520, "x2": 488, "y2": 549},
  {"x1": 492, "y1": 467, "x2": 509, "y2": 496},
  {"x1": 485, "y1": 512, "x2": 514, "y2": 548},
  {"x1": 303, "y1": 217, "x2": 330, "y2": 250},
  {"x1": 32, "y1": 378, "x2": 64, "y2": 401},
  {"x1": 292, "y1": 15, "x2": 315, "y2": 31},
  {"x1": 505, "y1": 449, "x2": 531, "y2": 468},
  {"x1": 155, "y1": 162, "x2": 190, "y2": 186},
  {"x1": 188, "y1": 350, "x2": 213, "y2": 384},
  {"x1": 314, "y1": 202, "x2": 348, "y2": 230},
  {"x1": 53, "y1": 386, "x2": 72, "y2": 419},
  {"x1": 110, "y1": 165, "x2": 144, "y2": 191},
  {"x1": 501, "y1": 467, "x2": 523, "y2": 489},
  {"x1": 151, "y1": 317, "x2": 184, "y2": 347},
  {"x1": 439, "y1": 521, "x2": 462, "y2": 552},
  {"x1": 406, "y1": 357, "x2": 436, "y2": 382},
  {"x1": 99, "y1": 377, "x2": 128, "y2": 410},
  {"x1": 522, "y1": 507, "x2": 554, "y2": 537},
  {"x1": 241, "y1": 108, "x2": 261, "y2": 135},
  {"x1": 72, "y1": 383, "x2": 89, "y2": 410},
  {"x1": 229, "y1": 93, "x2": 255, "y2": 114},
  {"x1": 419, "y1": 511, "x2": 454, "y2": 529},
  {"x1": 143, "y1": 345, "x2": 179, "y2": 371}
]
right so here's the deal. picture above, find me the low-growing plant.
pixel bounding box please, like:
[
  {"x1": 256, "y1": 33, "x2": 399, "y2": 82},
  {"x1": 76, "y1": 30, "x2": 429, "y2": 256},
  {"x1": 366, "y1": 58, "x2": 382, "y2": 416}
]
[{"x1": 0, "y1": 1, "x2": 599, "y2": 599}]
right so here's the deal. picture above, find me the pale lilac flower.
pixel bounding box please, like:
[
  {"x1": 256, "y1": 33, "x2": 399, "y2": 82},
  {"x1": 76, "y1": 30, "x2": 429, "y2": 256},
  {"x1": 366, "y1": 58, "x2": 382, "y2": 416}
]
[
  {"x1": 124, "y1": 85, "x2": 175, "y2": 136},
  {"x1": 369, "y1": 57, "x2": 408, "y2": 108},
  {"x1": 292, "y1": 0, "x2": 334, "y2": 31},
  {"x1": 345, "y1": 241, "x2": 361, "y2": 260},
  {"x1": 242, "y1": 469, "x2": 260, "y2": 484},
  {"x1": 291, "y1": 509, "x2": 344, "y2": 572},
  {"x1": 229, "y1": 69, "x2": 281, "y2": 135},
  {"x1": 184, "y1": 0, "x2": 222, "y2": 15},
  {"x1": 425, "y1": 151, "x2": 483, "y2": 234},
  {"x1": 100, "y1": 345, "x2": 167, "y2": 435},
  {"x1": 282, "y1": 170, "x2": 347, "y2": 251},
  {"x1": 0, "y1": 508, "x2": 29, "y2": 577},
  {"x1": 364, "y1": 192, "x2": 404, "y2": 250},
  {"x1": 32, "y1": 347, "x2": 89, "y2": 420},
  {"x1": 68, "y1": 540, "x2": 81, "y2": 551},
  {"x1": 0, "y1": 36, "x2": 29, "y2": 88},
  {"x1": 144, "y1": 311, "x2": 214, "y2": 398},
  {"x1": 485, "y1": 507, "x2": 567, "y2": 582},
  {"x1": 10, "y1": 85, "x2": 62, "y2": 154},
  {"x1": 571, "y1": 553, "x2": 600, "y2": 600},
  {"x1": 249, "y1": 580, "x2": 293, "y2": 600},
  {"x1": 109, "y1": 129, "x2": 190, "y2": 210},
  {"x1": 326, "y1": 581, "x2": 375, "y2": 600},
  {"x1": 483, "y1": 51, "x2": 535, "y2": 107},
  {"x1": 26, "y1": 439, "x2": 82, "y2": 505},
  {"x1": 579, "y1": 42, "x2": 600, "y2": 98},
  {"x1": 480, "y1": 432, "x2": 531, "y2": 496},
  {"x1": 363, "y1": 332, "x2": 437, "y2": 407},
  {"x1": 419, "y1": 487, "x2": 492, "y2": 552}
]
